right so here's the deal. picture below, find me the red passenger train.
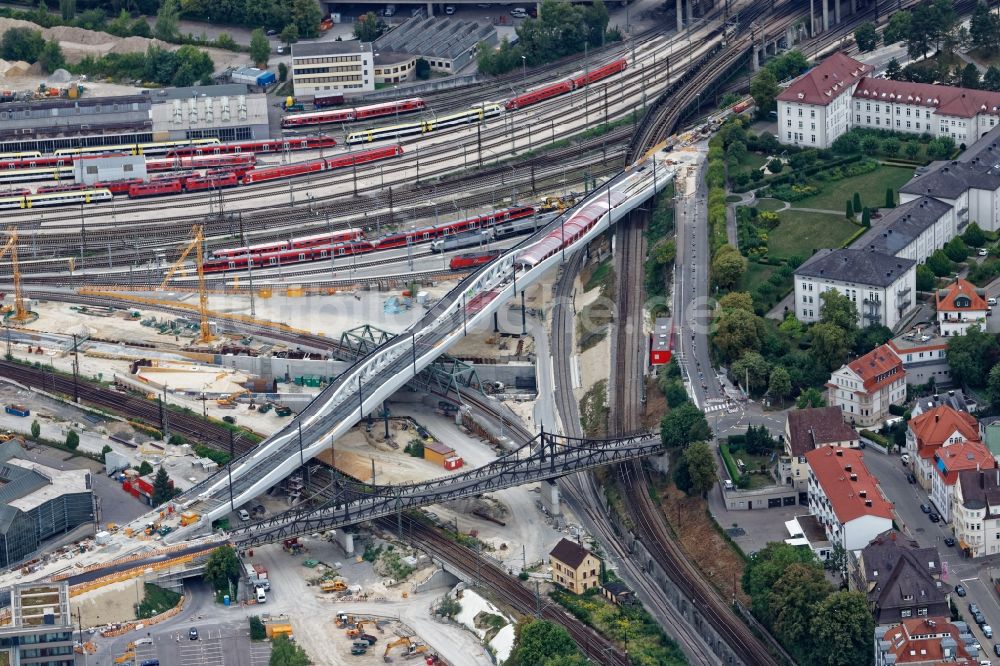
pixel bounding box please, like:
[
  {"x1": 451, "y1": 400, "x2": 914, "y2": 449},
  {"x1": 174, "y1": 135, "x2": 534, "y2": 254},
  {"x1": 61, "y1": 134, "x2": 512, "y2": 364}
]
[
  {"x1": 505, "y1": 58, "x2": 627, "y2": 111},
  {"x1": 211, "y1": 228, "x2": 365, "y2": 259},
  {"x1": 241, "y1": 145, "x2": 403, "y2": 184},
  {"x1": 450, "y1": 250, "x2": 501, "y2": 271},
  {"x1": 281, "y1": 99, "x2": 427, "y2": 128}
]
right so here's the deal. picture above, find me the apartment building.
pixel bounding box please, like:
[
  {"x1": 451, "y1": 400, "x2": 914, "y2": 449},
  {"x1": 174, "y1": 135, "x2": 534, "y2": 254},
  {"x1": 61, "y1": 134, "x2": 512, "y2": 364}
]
[
  {"x1": 953, "y1": 468, "x2": 1000, "y2": 558},
  {"x1": 907, "y1": 405, "x2": 982, "y2": 492},
  {"x1": 827, "y1": 344, "x2": 907, "y2": 428},
  {"x1": 855, "y1": 196, "x2": 956, "y2": 265},
  {"x1": 874, "y1": 618, "x2": 980, "y2": 665},
  {"x1": 776, "y1": 52, "x2": 870, "y2": 148},
  {"x1": 929, "y1": 440, "x2": 995, "y2": 522},
  {"x1": 781, "y1": 407, "x2": 859, "y2": 493}
]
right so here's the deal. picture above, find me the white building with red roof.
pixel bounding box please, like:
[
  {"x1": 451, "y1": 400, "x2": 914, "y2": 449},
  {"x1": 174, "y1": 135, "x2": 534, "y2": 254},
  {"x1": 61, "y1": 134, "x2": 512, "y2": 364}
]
[
  {"x1": 805, "y1": 447, "x2": 894, "y2": 556},
  {"x1": 874, "y1": 618, "x2": 980, "y2": 666},
  {"x1": 935, "y1": 278, "x2": 989, "y2": 337},
  {"x1": 906, "y1": 404, "x2": 982, "y2": 492},
  {"x1": 827, "y1": 344, "x2": 906, "y2": 428},
  {"x1": 929, "y1": 440, "x2": 995, "y2": 522},
  {"x1": 777, "y1": 52, "x2": 870, "y2": 148}
]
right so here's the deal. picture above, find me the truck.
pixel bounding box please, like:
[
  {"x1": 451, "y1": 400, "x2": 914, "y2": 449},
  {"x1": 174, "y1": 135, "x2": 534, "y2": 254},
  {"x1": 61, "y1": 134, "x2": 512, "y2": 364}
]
[
  {"x1": 5, "y1": 404, "x2": 29, "y2": 417},
  {"x1": 253, "y1": 564, "x2": 270, "y2": 590}
]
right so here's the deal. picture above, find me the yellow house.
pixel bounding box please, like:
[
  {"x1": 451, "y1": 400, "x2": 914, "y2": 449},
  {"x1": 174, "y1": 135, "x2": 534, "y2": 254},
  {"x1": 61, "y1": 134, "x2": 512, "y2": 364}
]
[{"x1": 549, "y1": 538, "x2": 601, "y2": 594}]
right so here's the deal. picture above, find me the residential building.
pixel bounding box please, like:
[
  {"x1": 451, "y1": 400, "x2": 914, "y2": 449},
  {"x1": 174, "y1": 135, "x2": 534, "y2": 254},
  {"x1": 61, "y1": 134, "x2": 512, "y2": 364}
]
[
  {"x1": 549, "y1": 538, "x2": 601, "y2": 594},
  {"x1": 888, "y1": 328, "x2": 951, "y2": 387},
  {"x1": 0, "y1": 440, "x2": 93, "y2": 568},
  {"x1": 781, "y1": 407, "x2": 859, "y2": 493},
  {"x1": 290, "y1": 40, "x2": 374, "y2": 97},
  {"x1": 776, "y1": 52, "x2": 870, "y2": 148},
  {"x1": 906, "y1": 405, "x2": 981, "y2": 491},
  {"x1": 855, "y1": 196, "x2": 956, "y2": 265},
  {"x1": 874, "y1": 618, "x2": 979, "y2": 666},
  {"x1": 805, "y1": 448, "x2": 894, "y2": 556},
  {"x1": 827, "y1": 344, "x2": 907, "y2": 428},
  {"x1": 0, "y1": 581, "x2": 76, "y2": 666},
  {"x1": 935, "y1": 279, "x2": 989, "y2": 337},
  {"x1": 850, "y1": 530, "x2": 948, "y2": 626},
  {"x1": 911, "y1": 390, "x2": 976, "y2": 417},
  {"x1": 953, "y1": 468, "x2": 1000, "y2": 558},
  {"x1": 794, "y1": 248, "x2": 916, "y2": 330},
  {"x1": 929, "y1": 440, "x2": 995, "y2": 522}
]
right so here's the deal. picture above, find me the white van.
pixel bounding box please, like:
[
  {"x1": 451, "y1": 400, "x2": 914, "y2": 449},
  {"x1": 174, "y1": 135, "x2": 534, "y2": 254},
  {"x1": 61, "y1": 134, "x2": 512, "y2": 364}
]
[
  {"x1": 989, "y1": 297, "x2": 997, "y2": 307},
  {"x1": 510, "y1": 7, "x2": 528, "y2": 17},
  {"x1": 256, "y1": 587, "x2": 266, "y2": 604}
]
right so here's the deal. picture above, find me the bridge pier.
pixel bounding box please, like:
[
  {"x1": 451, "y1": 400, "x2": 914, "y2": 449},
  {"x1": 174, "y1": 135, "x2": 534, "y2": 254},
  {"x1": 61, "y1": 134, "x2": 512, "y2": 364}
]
[
  {"x1": 332, "y1": 529, "x2": 355, "y2": 555},
  {"x1": 540, "y1": 479, "x2": 561, "y2": 516}
]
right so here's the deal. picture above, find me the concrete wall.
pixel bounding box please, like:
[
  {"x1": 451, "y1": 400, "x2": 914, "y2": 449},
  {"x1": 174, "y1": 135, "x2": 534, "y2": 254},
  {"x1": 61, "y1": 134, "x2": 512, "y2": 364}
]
[{"x1": 722, "y1": 485, "x2": 800, "y2": 511}]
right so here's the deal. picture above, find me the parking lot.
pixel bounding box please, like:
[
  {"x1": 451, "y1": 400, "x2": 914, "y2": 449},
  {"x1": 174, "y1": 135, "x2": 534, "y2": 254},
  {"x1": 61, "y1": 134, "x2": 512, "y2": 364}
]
[{"x1": 125, "y1": 624, "x2": 271, "y2": 666}]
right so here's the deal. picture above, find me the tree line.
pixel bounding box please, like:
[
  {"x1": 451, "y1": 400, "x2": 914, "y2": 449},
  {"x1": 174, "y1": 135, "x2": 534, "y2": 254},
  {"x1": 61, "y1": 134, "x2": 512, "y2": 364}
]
[{"x1": 477, "y1": 0, "x2": 615, "y2": 76}]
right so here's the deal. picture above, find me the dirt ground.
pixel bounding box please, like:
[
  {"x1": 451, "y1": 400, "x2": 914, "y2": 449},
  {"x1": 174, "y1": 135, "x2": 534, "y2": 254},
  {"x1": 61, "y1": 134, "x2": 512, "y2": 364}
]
[{"x1": 74, "y1": 578, "x2": 142, "y2": 627}]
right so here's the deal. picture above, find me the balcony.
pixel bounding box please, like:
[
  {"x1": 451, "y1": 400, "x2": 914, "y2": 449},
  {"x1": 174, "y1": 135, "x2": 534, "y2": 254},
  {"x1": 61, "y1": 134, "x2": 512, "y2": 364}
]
[{"x1": 863, "y1": 311, "x2": 882, "y2": 323}]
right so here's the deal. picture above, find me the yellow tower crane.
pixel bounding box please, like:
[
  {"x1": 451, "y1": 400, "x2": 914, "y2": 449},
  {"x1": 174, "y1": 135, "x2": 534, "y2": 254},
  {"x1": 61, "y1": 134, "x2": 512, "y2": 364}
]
[
  {"x1": 0, "y1": 227, "x2": 31, "y2": 324},
  {"x1": 160, "y1": 225, "x2": 214, "y2": 344}
]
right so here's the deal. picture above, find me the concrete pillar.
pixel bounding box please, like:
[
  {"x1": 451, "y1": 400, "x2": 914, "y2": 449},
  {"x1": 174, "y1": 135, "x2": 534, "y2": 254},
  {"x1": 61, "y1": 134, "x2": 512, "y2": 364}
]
[
  {"x1": 686, "y1": 0, "x2": 693, "y2": 29},
  {"x1": 851, "y1": 0, "x2": 856, "y2": 15},
  {"x1": 834, "y1": 0, "x2": 840, "y2": 26},
  {"x1": 809, "y1": 0, "x2": 815, "y2": 38},
  {"x1": 822, "y1": 0, "x2": 829, "y2": 33},
  {"x1": 540, "y1": 479, "x2": 561, "y2": 516},
  {"x1": 426, "y1": 2, "x2": 434, "y2": 16},
  {"x1": 333, "y1": 529, "x2": 355, "y2": 555},
  {"x1": 676, "y1": 0, "x2": 683, "y2": 33},
  {"x1": 650, "y1": 453, "x2": 670, "y2": 476}
]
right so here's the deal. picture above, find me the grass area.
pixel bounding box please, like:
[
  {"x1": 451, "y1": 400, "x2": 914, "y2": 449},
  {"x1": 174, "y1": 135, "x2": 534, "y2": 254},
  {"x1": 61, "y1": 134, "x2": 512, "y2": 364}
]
[
  {"x1": 550, "y1": 588, "x2": 688, "y2": 666},
  {"x1": 725, "y1": 194, "x2": 742, "y2": 203},
  {"x1": 791, "y1": 165, "x2": 914, "y2": 211},
  {"x1": 755, "y1": 198, "x2": 786, "y2": 212},
  {"x1": 579, "y1": 380, "x2": 608, "y2": 437},
  {"x1": 738, "y1": 260, "x2": 775, "y2": 291},
  {"x1": 969, "y1": 47, "x2": 1000, "y2": 69},
  {"x1": 731, "y1": 151, "x2": 767, "y2": 179},
  {"x1": 583, "y1": 260, "x2": 613, "y2": 292},
  {"x1": 768, "y1": 210, "x2": 859, "y2": 260},
  {"x1": 137, "y1": 583, "x2": 181, "y2": 619}
]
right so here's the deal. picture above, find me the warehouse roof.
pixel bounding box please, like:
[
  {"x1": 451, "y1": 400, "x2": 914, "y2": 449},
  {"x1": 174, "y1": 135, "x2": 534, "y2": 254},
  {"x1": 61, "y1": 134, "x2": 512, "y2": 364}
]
[
  {"x1": 149, "y1": 83, "x2": 250, "y2": 101},
  {"x1": 795, "y1": 248, "x2": 915, "y2": 287},
  {"x1": 374, "y1": 16, "x2": 495, "y2": 60}
]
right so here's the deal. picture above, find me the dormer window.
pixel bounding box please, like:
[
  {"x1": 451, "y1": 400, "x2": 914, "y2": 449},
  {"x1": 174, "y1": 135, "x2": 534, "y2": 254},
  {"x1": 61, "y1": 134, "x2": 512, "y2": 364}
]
[{"x1": 955, "y1": 296, "x2": 971, "y2": 308}]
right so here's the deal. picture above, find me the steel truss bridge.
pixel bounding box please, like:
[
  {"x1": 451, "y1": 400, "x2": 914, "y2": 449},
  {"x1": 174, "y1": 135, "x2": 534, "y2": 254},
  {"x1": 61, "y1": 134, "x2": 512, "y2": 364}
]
[
  {"x1": 162, "y1": 149, "x2": 677, "y2": 537},
  {"x1": 228, "y1": 430, "x2": 663, "y2": 547}
]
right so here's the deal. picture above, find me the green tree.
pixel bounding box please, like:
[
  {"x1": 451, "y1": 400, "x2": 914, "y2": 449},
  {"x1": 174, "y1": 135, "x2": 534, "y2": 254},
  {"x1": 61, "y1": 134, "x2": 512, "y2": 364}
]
[
  {"x1": 986, "y1": 65, "x2": 1000, "y2": 91},
  {"x1": 249, "y1": 28, "x2": 270, "y2": 68},
  {"x1": 718, "y1": 291, "x2": 754, "y2": 313},
  {"x1": 811, "y1": 322, "x2": 851, "y2": 371},
  {"x1": 861, "y1": 207, "x2": 871, "y2": 228},
  {"x1": 854, "y1": 22, "x2": 878, "y2": 51},
  {"x1": 65, "y1": 430, "x2": 79, "y2": 450},
  {"x1": 963, "y1": 222, "x2": 987, "y2": 247},
  {"x1": 916, "y1": 264, "x2": 936, "y2": 291},
  {"x1": 38, "y1": 39, "x2": 65, "y2": 73},
  {"x1": 884, "y1": 187, "x2": 895, "y2": 208},
  {"x1": 750, "y1": 68, "x2": 780, "y2": 117},
  {"x1": 904, "y1": 141, "x2": 921, "y2": 159},
  {"x1": 987, "y1": 363, "x2": 1000, "y2": 409},
  {"x1": 660, "y1": 401, "x2": 712, "y2": 449},
  {"x1": 138, "y1": 460, "x2": 154, "y2": 476},
  {"x1": 682, "y1": 441, "x2": 718, "y2": 497},
  {"x1": 854, "y1": 325, "x2": 893, "y2": 356},
  {"x1": 154, "y1": 0, "x2": 180, "y2": 41},
  {"x1": 732, "y1": 351, "x2": 771, "y2": 395},
  {"x1": 852, "y1": 192, "x2": 862, "y2": 213},
  {"x1": 713, "y1": 307, "x2": 762, "y2": 363},
  {"x1": 291, "y1": 0, "x2": 324, "y2": 38},
  {"x1": 796, "y1": 387, "x2": 826, "y2": 408},
  {"x1": 771, "y1": 563, "x2": 833, "y2": 658},
  {"x1": 926, "y1": 249, "x2": 953, "y2": 277},
  {"x1": 278, "y1": 61, "x2": 288, "y2": 81},
  {"x1": 30, "y1": 420, "x2": 40, "y2": 440},
  {"x1": 280, "y1": 24, "x2": 299, "y2": 48},
  {"x1": 971, "y1": 1, "x2": 997, "y2": 52},
  {"x1": 663, "y1": 379, "x2": 689, "y2": 408},
  {"x1": 726, "y1": 139, "x2": 747, "y2": 163},
  {"x1": 269, "y1": 635, "x2": 310, "y2": 666},
  {"x1": 354, "y1": 11, "x2": 381, "y2": 41},
  {"x1": 944, "y1": 236, "x2": 969, "y2": 262},
  {"x1": 962, "y1": 62, "x2": 982, "y2": 89},
  {"x1": 415, "y1": 57, "x2": 430, "y2": 80},
  {"x1": 845, "y1": 199, "x2": 854, "y2": 219},
  {"x1": 885, "y1": 57, "x2": 903, "y2": 80},
  {"x1": 101, "y1": 444, "x2": 112, "y2": 462},
  {"x1": 1, "y1": 27, "x2": 44, "y2": 62},
  {"x1": 810, "y1": 591, "x2": 874, "y2": 666},
  {"x1": 204, "y1": 545, "x2": 241, "y2": 592},
  {"x1": 767, "y1": 158, "x2": 783, "y2": 174},
  {"x1": 948, "y1": 325, "x2": 1000, "y2": 387},
  {"x1": 819, "y1": 289, "x2": 859, "y2": 334},
  {"x1": 711, "y1": 244, "x2": 746, "y2": 290},
  {"x1": 59, "y1": 0, "x2": 75, "y2": 20},
  {"x1": 742, "y1": 542, "x2": 822, "y2": 624},
  {"x1": 768, "y1": 365, "x2": 792, "y2": 402},
  {"x1": 249, "y1": 615, "x2": 266, "y2": 641},
  {"x1": 927, "y1": 136, "x2": 956, "y2": 160},
  {"x1": 883, "y1": 11, "x2": 912, "y2": 45},
  {"x1": 860, "y1": 135, "x2": 880, "y2": 155},
  {"x1": 130, "y1": 18, "x2": 151, "y2": 38},
  {"x1": 506, "y1": 618, "x2": 583, "y2": 666},
  {"x1": 107, "y1": 9, "x2": 133, "y2": 36},
  {"x1": 152, "y1": 466, "x2": 174, "y2": 505}
]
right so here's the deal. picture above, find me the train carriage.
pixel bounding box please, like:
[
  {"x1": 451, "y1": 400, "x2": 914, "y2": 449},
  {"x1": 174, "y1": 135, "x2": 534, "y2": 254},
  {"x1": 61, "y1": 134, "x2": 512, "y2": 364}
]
[
  {"x1": 516, "y1": 191, "x2": 627, "y2": 267},
  {"x1": 128, "y1": 179, "x2": 183, "y2": 198},
  {"x1": 0, "y1": 165, "x2": 74, "y2": 183},
  {"x1": 281, "y1": 98, "x2": 426, "y2": 128},
  {"x1": 166, "y1": 136, "x2": 337, "y2": 157},
  {"x1": 0, "y1": 188, "x2": 113, "y2": 209},
  {"x1": 450, "y1": 251, "x2": 501, "y2": 270}
]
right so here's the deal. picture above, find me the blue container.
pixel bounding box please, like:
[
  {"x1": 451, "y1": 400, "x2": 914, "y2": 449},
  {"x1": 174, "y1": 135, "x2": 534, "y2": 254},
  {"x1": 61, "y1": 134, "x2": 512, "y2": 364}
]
[{"x1": 223, "y1": 595, "x2": 230, "y2": 606}]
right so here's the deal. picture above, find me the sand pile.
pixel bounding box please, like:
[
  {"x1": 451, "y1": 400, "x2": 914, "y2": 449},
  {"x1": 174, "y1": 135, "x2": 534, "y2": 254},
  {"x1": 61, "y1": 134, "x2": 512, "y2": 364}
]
[{"x1": 47, "y1": 67, "x2": 71, "y2": 82}]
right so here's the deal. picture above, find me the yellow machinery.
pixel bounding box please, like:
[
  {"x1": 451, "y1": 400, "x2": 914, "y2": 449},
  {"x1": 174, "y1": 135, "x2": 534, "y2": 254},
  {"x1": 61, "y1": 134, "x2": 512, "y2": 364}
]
[
  {"x1": 113, "y1": 651, "x2": 134, "y2": 664},
  {"x1": 347, "y1": 620, "x2": 373, "y2": 638},
  {"x1": 321, "y1": 580, "x2": 347, "y2": 592},
  {"x1": 216, "y1": 389, "x2": 248, "y2": 409},
  {"x1": 336, "y1": 613, "x2": 355, "y2": 628},
  {"x1": 383, "y1": 636, "x2": 427, "y2": 661},
  {"x1": 0, "y1": 227, "x2": 30, "y2": 323},
  {"x1": 159, "y1": 225, "x2": 214, "y2": 344}
]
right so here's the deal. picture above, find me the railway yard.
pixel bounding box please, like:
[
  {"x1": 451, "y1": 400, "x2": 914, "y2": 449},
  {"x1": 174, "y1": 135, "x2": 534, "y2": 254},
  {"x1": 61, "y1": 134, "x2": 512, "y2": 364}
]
[{"x1": 0, "y1": 0, "x2": 944, "y2": 664}]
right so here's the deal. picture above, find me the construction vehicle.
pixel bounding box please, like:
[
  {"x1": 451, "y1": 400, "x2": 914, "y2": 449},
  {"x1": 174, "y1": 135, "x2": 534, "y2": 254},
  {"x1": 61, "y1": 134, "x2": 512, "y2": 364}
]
[
  {"x1": 319, "y1": 16, "x2": 334, "y2": 31},
  {"x1": 274, "y1": 404, "x2": 293, "y2": 417},
  {"x1": 359, "y1": 633, "x2": 378, "y2": 645},
  {"x1": 351, "y1": 645, "x2": 368, "y2": 655},
  {"x1": 114, "y1": 651, "x2": 134, "y2": 664},
  {"x1": 347, "y1": 620, "x2": 374, "y2": 638},
  {"x1": 336, "y1": 613, "x2": 355, "y2": 628},
  {"x1": 0, "y1": 228, "x2": 32, "y2": 324},
  {"x1": 384, "y1": 637, "x2": 427, "y2": 661},
  {"x1": 217, "y1": 389, "x2": 249, "y2": 409},
  {"x1": 321, "y1": 580, "x2": 347, "y2": 592},
  {"x1": 159, "y1": 225, "x2": 214, "y2": 344},
  {"x1": 179, "y1": 511, "x2": 200, "y2": 527}
]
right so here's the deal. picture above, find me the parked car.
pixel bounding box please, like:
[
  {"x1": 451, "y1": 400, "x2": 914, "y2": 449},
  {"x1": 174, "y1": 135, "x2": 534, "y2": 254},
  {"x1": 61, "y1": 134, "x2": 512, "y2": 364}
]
[
  {"x1": 189, "y1": 627, "x2": 199, "y2": 640},
  {"x1": 985, "y1": 625, "x2": 994, "y2": 639},
  {"x1": 929, "y1": 512, "x2": 941, "y2": 523},
  {"x1": 980, "y1": 248, "x2": 990, "y2": 256},
  {"x1": 920, "y1": 504, "x2": 931, "y2": 514},
  {"x1": 945, "y1": 537, "x2": 956, "y2": 547},
  {"x1": 993, "y1": 643, "x2": 1000, "y2": 657},
  {"x1": 907, "y1": 473, "x2": 917, "y2": 484},
  {"x1": 901, "y1": 453, "x2": 911, "y2": 464},
  {"x1": 265, "y1": 29, "x2": 277, "y2": 36},
  {"x1": 956, "y1": 584, "x2": 967, "y2": 597},
  {"x1": 970, "y1": 602, "x2": 981, "y2": 614},
  {"x1": 975, "y1": 611, "x2": 987, "y2": 626},
  {"x1": 238, "y1": 509, "x2": 250, "y2": 521},
  {"x1": 510, "y1": 7, "x2": 527, "y2": 17}
]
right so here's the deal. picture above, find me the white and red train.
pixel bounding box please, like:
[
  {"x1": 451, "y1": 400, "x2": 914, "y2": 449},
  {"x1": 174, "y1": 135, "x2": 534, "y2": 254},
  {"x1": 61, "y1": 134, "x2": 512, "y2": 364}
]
[
  {"x1": 505, "y1": 58, "x2": 628, "y2": 111},
  {"x1": 202, "y1": 205, "x2": 535, "y2": 273},
  {"x1": 281, "y1": 99, "x2": 427, "y2": 129}
]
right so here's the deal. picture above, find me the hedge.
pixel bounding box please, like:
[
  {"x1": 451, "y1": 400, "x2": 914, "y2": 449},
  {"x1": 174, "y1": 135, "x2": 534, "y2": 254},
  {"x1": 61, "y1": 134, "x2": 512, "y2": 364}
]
[{"x1": 860, "y1": 429, "x2": 890, "y2": 448}]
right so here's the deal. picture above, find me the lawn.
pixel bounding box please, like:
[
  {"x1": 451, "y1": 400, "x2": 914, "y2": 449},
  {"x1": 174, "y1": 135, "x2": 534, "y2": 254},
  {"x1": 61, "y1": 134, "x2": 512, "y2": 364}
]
[
  {"x1": 791, "y1": 165, "x2": 915, "y2": 212},
  {"x1": 755, "y1": 197, "x2": 786, "y2": 212},
  {"x1": 732, "y1": 152, "x2": 767, "y2": 180},
  {"x1": 769, "y1": 210, "x2": 860, "y2": 260},
  {"x1": 739, "y1": 260, "x2": 775, "y2": 291}
]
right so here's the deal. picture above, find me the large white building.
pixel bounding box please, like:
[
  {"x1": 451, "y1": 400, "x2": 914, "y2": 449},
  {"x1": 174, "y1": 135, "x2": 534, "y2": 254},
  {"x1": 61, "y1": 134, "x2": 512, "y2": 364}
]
[
  {"x1": 794, "y1": 248, "x2": 916, "y2": 330},
  {"x1": 777, "y1": 52, "x2": 1000, "y2": 150},
  {"x1": 827, "y1": 344, "x2": 906, "y2": 428},
  {"x1": 805, "y1": 447, "x2": 894, "y2": 555},
  {"x1": 290, "y1": 40, "x2": 375, "y2": 97},
  {"x1": 854, "y1": 196, "x2": 956, "y2": 265}
]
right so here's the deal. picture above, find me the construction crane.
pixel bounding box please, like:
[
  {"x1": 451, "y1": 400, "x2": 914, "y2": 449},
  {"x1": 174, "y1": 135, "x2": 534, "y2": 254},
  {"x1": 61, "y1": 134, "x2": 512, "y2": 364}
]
[
  {"x1": 160, "y1": 225, "x2": 214, "y2": 344},
  {"x1": 0, "y1": 227, "x2": 31, "y2": 324}
]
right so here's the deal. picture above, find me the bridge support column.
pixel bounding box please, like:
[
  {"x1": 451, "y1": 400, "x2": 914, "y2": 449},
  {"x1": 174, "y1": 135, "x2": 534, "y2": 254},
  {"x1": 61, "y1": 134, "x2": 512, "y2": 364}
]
[
  {"x1": 675, "y1": 0, "x2": 683, "y2": 32},
  {"x1": 540, "y1": 479, "x2": 561, "y2": 516},
  {"x1": 822, "y1": 0, "x2": 829, "y2": 33},
  {"x1": 685, "y1": 0, "x2": 692, "y2": 31},
  {"x1": 333, "y1": 529, "x2": 355, "y2": 555},
  {"x1": 834, "y1": 0, "x2": 840, "y2": 26},
  {"x1": 650, "y1": 453, "x2": 670, "y2": 476},
  {"x1": 426, "y1": 2, "x2": 434, "y2": 16}
]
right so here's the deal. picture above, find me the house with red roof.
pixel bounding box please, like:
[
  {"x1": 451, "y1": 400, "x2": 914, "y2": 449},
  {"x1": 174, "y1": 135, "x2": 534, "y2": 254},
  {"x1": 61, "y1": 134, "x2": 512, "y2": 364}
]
[
  {"x1": 827, "y1": 344, "x2": 906, "y2": 428},
  {"x1": 906, "y1": 405, "x2": 981, "y2": 492},
  {"x1": 953, "y1": 469, "x2": 1000, "y2": 558},
  {"x1": 805, "y1": 447, "x2": 894, "y2": 556},
  {"x1": 929, "y1": 440, "x2": 995, "y2": 522},
  {"x1": 874, "y1": 618, "x2": 980, "y2": 665},
  {"x1": 935, "y1": 278, "x2": 989, "y2": 337},
  {"x1": 777, "y1": 52, "x2": 869, "y2": 148}
]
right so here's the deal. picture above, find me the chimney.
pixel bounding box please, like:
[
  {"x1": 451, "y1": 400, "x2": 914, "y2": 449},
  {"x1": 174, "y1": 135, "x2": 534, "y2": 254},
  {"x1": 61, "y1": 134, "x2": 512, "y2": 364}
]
[
  {"x1": 851, "y1": 473, "x2": 858, "y2": 481},
  {"x1": 836, "y1": 449, "x2": 844, "y2": 457},
  {"x1": 935, "y1": 413, "x2": 940, "y2": 423},
  {"x1": 865, "y1": 499, "x2": 873, "y2": 507},
  {"x1": 860, "y1": 490, "x2": 867, "y2": 498}
]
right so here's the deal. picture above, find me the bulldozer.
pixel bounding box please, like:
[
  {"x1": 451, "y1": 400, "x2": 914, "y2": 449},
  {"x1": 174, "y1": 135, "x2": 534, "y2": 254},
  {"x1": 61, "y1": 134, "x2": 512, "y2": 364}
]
[
  {"x1": 383, "y1": 636, "x2": 427, "y2": 661},
  {"x1": 321, "y1": 579, "x2": 347, "y2": 592}
]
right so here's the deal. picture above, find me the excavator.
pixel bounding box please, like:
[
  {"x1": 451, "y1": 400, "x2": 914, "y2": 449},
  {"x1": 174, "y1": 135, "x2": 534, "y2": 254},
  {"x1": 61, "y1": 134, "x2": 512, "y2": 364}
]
[
  {"x1": 346, "y1": 620, "x2": 374, "y2": 638},
  {"x1": 383, "y1": 636, "x2": 428, "y2": 661},
  {"x1": 321, "y1": 579, "x2": 347, "y2": 592},
  {"x1": 335, "y1": 612, "x2": 354, "y2": 628}
]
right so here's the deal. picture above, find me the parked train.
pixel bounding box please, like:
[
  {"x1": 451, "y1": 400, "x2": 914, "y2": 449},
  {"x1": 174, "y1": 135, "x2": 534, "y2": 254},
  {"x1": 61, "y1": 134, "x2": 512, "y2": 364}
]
[
  {"x1": 165, "y1": 136, "x2": 338, "y2": 157},
  {"x1": 211, "y1": 228, "x2": 365, "y2": 259},
  {"x1": 0, "y1": 188, "x2": 113, "y2": 209},
  {"x1": 145, "y1": 154, "x2": 257, "y2": 174},
  {"x1": 505, "y1": 58, "x2": 628, "y2": 111},
  {"x1": 241, "y1": 145, "x2": 403, "y2": 184},
  {"x1": 281, "y1": 99, "x2": 427, "y2": 129},
  {"x1": 345, "y1": 104, "x2": 504, "y2": 145},
  {"x1": 450, "y1": 250, "x2": 501, "y2": 270},
  {"x1": 202, "y1": 205, "x2": 536, "y2": 273},
  {"x1": 54, "y1": 138, "x2": 221, "y2": 157}
]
